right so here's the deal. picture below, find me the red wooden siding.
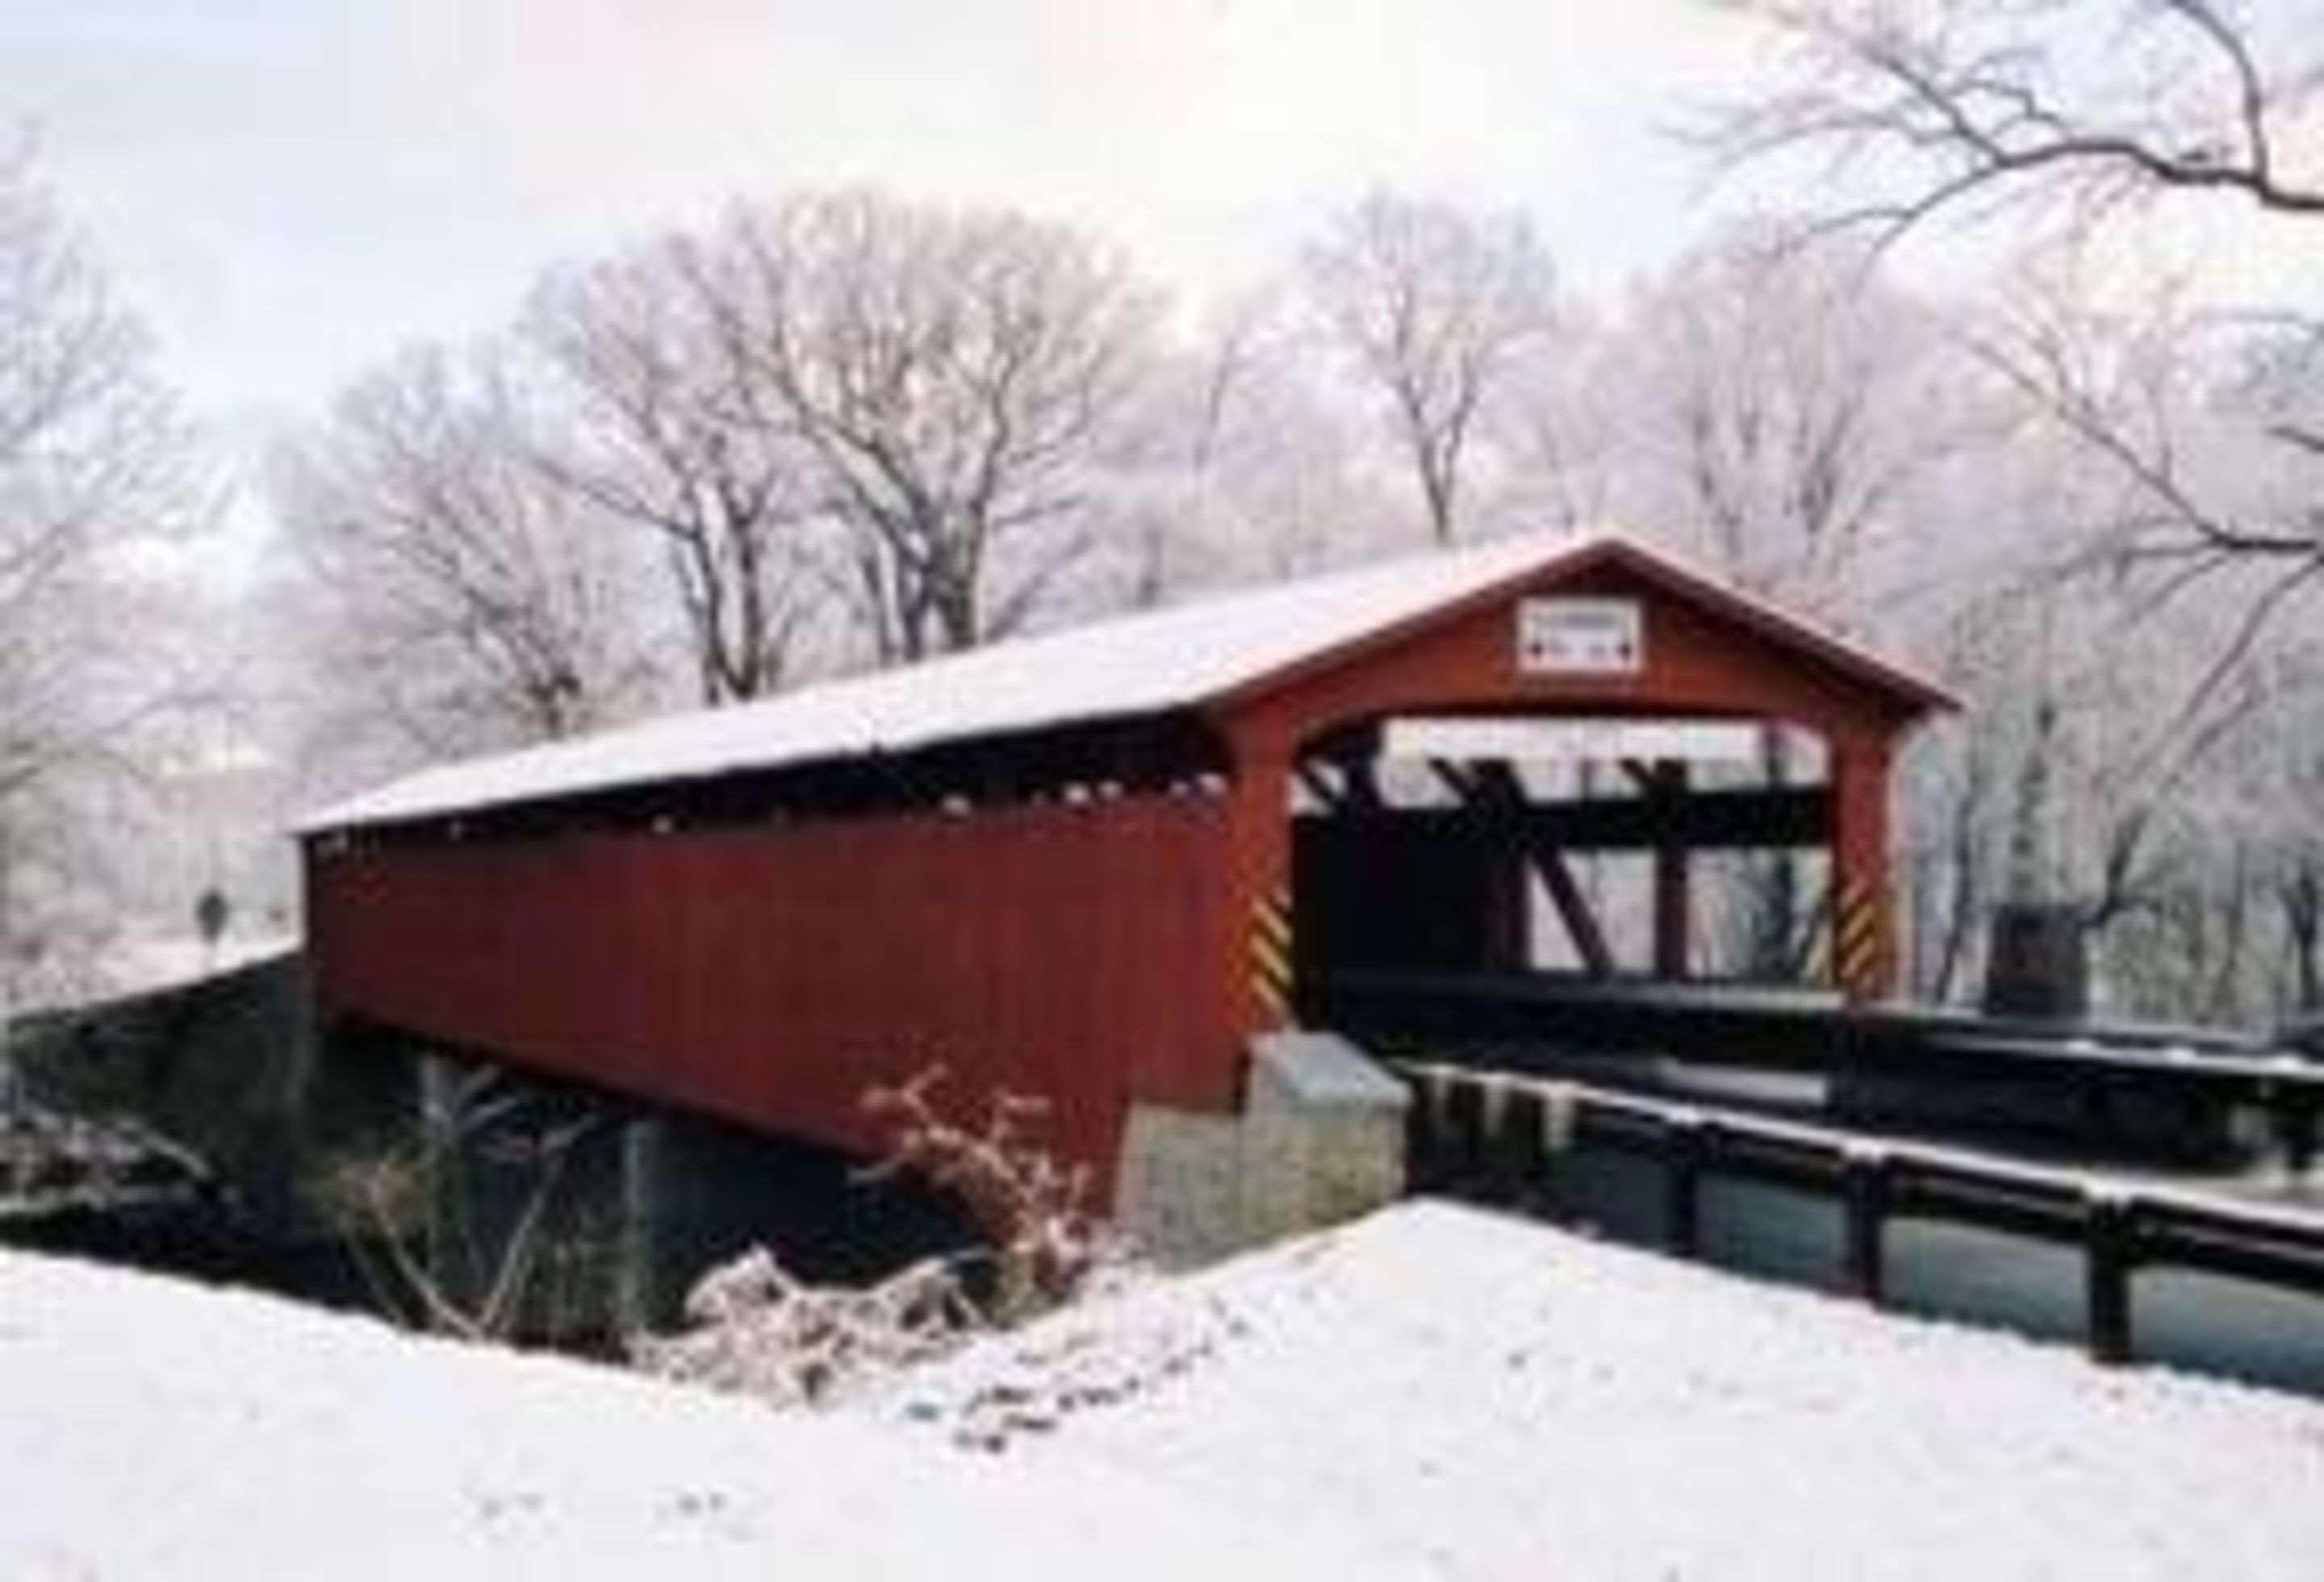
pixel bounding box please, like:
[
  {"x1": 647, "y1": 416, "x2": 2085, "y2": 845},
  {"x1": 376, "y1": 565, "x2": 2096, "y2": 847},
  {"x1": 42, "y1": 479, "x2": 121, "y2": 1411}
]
[{"x1": 309, "y1": 793, "x2": 1235, "y2": 1178}]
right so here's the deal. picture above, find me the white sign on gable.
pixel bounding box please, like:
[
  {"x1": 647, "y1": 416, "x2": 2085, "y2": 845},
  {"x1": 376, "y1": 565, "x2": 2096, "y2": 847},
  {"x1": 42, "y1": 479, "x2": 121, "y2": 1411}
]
[{"x1": 1516, "y1": 596, "x2": 1642, "y2": 675}]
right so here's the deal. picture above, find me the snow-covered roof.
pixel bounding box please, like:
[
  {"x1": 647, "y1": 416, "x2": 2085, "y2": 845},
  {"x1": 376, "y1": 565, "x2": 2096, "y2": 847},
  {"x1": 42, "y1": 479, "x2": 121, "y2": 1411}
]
[{"x1": 301, "y1": 529, "x2": 1954, "y2": 835}]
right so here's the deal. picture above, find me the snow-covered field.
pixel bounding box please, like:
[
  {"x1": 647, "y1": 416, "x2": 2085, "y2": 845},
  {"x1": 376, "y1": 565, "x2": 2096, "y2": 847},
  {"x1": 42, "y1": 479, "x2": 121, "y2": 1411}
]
[
  {"x1": 0, "y1": 1244, "x2": 1390, "y2": 1580},
  {"x1": 898, "y1": 1201, "x2": 2324, "y2": 1577},
  {"x1": 10, "y1": 1199, "x2": 2324, "y2": 1579},
  {"x1": 98, "y1": 931, "x2": 298, "y2": 998},
  {"x1": 15, "y1": 929, "x2": 297, "y2": 1017}
]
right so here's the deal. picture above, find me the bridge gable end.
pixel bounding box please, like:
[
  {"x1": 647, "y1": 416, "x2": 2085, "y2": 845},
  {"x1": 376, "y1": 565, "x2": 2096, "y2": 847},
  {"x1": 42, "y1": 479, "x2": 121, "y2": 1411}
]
[{"x1": 1209, "y1": 540, "x2": 1946, "y2": 756}]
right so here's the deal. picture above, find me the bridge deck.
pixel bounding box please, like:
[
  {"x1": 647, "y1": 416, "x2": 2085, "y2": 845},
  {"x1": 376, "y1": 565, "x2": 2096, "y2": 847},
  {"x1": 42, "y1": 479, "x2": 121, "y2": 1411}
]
[{"x1": 1319, "y1": 969, "x2": 2324, "y2": 1172}]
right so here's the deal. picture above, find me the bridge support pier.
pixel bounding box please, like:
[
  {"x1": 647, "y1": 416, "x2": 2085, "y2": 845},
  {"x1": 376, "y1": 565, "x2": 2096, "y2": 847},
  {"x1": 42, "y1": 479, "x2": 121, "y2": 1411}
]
[
  {"x1": 616, "y1": 1113, "x2": 670, "y2": 1334},
  {"x1": 1115, "y1": 1032, "x2": 1411, "y2": 1266}
]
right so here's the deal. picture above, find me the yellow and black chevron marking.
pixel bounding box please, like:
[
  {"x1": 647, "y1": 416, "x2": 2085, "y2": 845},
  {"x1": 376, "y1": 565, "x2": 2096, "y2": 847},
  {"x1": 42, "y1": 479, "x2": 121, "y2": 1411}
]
[
  {"x1": 1247, "y1": 883, "x2": 1295, "y2": 1023},
  {"x1": 1833, "y1": 876, "x2": 1882, "y2": 999}
]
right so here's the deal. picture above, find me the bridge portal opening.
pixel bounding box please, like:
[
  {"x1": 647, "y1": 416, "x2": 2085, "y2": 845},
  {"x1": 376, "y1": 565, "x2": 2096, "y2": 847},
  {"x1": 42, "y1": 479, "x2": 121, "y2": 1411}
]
[{"x1": 1288, "y1": 712, "x2": 1843, "y2": 1024}]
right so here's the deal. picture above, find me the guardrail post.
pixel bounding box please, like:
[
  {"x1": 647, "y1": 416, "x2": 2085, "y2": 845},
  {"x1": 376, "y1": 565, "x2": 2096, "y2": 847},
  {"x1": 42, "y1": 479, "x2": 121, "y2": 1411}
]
[
  {"x1": 1840, "y1": 1149, "x2": 1890, "y2": 1304},
  {"x1": 1404, "y1": 1068, "x2": 1443, "y2": 1189},
  {"x1": 2278, "y1": 1097, "x2": 2320, "y2": 1178},
  {"x1": 1446, "y1": 1075, "x2": 1486, "y2": 1182},
  {"x1": 1490, "y1": 1082, "x2": 1544, "y2": 1204},
  {"x1": 2085, "y1": 1193, "x2": 2137, "y2": 1366},
  {"x1": 616, "y1": 1111, "x2": 667, "y2": 1335},
  {"x1": 1665, "y1": 1117, "x2": 1706, "y2": 1258}
]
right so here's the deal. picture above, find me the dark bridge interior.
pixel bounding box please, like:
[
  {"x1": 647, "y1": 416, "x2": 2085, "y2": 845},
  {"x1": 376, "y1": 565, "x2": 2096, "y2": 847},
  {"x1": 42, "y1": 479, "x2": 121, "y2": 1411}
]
[{"x1": 1289, "y1": 719, "x2": 1834, "y2": 1007}]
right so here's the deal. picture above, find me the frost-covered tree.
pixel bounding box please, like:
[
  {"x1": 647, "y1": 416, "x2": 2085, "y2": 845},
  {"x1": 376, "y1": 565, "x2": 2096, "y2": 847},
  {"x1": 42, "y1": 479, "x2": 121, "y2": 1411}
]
[
  {"x1": 1707, "y1": 0, "x2": 2324, "y2": 249},
  {"x1": 0, "y1": 142, "x2": 194, "y2": 1019},
  {"x1": 1579, "y1": 230, "x2": 2004, "y2": 978},
  {"x1": 686, "y1": 190, "x2": 1168, "y2": 663},
  {"x1": 1298, "y1": 190, "x2": 1557, "y2": 546},
  {"x1": 274, "y1": 341, "x2": 664, "y2": 764},
  {"x1": 525, "y1": 245, "x2": 821, "y2": 704},
  {"x1": 1100, "y1": 288, "x2": 1404, "y2": 607},
  {"x1": 1586, "y1": 227, "x2": 1995, "y2": 616},
  {"x1": 519, "y1": 190, "x2": 1169, "y2": 675},
  {"x1": 1710, "y1": 0, "x2": 2324, "y2": 679}
]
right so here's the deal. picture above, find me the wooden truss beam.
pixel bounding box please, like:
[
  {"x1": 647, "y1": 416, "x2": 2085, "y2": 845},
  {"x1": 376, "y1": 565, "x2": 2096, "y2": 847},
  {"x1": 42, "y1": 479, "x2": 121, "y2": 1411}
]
[
  {"x1": 1300, "y1": 783, "x2": 1829, "y2": 852},
  {"x1": 1431, "y1": 760, "x2": 1616, "y2": 977}
]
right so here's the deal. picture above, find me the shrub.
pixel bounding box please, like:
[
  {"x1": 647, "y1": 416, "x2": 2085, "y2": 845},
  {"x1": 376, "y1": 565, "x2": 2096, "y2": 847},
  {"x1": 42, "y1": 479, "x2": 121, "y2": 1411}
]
[{"x1": 636, "y1": 1067, "x2": 1142, "y2": 1408}]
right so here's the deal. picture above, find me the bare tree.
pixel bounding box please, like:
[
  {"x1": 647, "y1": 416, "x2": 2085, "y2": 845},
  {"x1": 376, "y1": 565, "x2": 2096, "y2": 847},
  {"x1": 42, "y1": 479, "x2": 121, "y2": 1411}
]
[
  {"x1": 1104, "y1": 288, "x2": 1401, "y2": 605},
  {"x1": 2278, "y1": 827, "x2": 2324, "y2": 1015},
  {"x1": 1298, "y1": 189, "x2": 1557, "y2": 545},
  {"x1": 1709, "y1": 1, "x2": 2324, "y2": 652},
  {"x1": 0, "y1": 141, "x2": 192, "y2": 1032},
  {"x1": 1106, "y1": 290, "x2": 1282, "y2": 609},
  {"x1": 524, "y1": 247, "x2": 819, "y2": 703},
  {"x1": 1493, "y1": 293, "x2": 1617, "y2": 536},
  {"x1": 1707, "y1": 3, "x2": 2324, "y2": 1017},
  {"x1": 324, "y1": 1060, "x2": 611, "y2": 1345},
  {"x1": 2071, "y1": 615, "x2": 2319, "y2": 1025},
  {"x1": 2260, "y1": 664, "x2": 2324, "y2": 1014},
  {"x1": 0, "y1": 141, "x2": 189, "y2": 766},
  {"x1": 692, "y1": 190, "x2": 1165, "y2": 663},
  {"x1": 1708, "y1": 0, "x2": 2324, "y2": 245},
  {"x1": 1596, "y1": 228, "x2": 1992, "y2": 613},
  {"x1": 274, "y1": 341, "x2": 661, "y2": 762},
  {"x1": 1589, "y1": 231, "x2": 2000, "y2": 977},
  {"x1": 1912, "y1": 271, "x2": 2324, "y2": 772}
]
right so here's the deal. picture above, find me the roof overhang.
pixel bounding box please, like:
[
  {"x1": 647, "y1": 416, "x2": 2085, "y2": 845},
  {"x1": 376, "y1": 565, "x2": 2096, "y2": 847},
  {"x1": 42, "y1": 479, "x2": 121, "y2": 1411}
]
[{"x1": 299, "y1": 529, "x2": 1958, "y2": 837}]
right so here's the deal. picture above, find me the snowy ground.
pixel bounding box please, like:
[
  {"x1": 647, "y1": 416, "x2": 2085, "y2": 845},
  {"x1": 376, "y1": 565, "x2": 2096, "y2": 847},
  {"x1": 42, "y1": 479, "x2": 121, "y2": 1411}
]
[
  {"x1": 15, "y1": 928, "x2": 297, "y2": 1016},
  {"x1": 0, "y1": 1244, "x2": 1401, "y2": 1580},
  {"x1": 885, "y1": 1201, "x2": 2324, "y2": 1580},
  {"x1": 10, "y1": 1201, "x2": 2324, "y2": 1579},
  {"x1": 98, "y1": 930, "x2": 297, "y2": 998}
]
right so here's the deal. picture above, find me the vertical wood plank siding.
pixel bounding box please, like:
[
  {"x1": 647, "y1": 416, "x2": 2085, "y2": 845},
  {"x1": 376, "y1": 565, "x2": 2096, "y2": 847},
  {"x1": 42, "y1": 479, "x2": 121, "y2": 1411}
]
[{"x1": 309, "y1": 793, "x2": 1235, "y2": 1184}]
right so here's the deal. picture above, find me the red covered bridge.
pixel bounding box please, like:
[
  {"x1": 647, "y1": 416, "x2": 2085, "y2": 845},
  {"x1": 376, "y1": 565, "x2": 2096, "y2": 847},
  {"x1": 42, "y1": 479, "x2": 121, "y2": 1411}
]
[{"x1": 302, "y1": 531, "x2": 1953, "y2": 1210}]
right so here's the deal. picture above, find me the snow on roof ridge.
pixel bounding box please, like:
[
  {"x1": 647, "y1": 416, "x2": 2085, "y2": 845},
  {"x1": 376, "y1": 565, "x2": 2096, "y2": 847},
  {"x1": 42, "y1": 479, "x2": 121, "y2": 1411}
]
[
  {"x1": 297, "y1": 529, "x2": 1590, "y2": 832},
  {"x1": 298, "y1": 526, "x2": 1947, "y2": 835}
]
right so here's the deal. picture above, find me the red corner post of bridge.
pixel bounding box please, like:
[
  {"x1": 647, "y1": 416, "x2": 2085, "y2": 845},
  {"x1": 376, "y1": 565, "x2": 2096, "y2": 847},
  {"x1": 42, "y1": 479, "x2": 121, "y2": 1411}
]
[
  {"x1": 1226, "y1": 734, "x2": 1298, "y2": 1038},
  {"x1": 1830, "y1": 736, "x2": 1897, "y2": 1005}
]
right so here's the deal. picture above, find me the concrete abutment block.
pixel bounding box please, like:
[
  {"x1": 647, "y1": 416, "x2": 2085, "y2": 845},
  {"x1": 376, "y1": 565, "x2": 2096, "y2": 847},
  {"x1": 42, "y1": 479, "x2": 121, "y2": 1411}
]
[{"x1": 1114, "y1": 1032, "x2": 1410, "y2": 1267}]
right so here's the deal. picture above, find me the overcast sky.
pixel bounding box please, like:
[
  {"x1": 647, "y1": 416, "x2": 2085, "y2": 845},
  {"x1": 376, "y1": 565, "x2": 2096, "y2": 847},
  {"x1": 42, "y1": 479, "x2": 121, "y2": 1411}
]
[{"x1": 8, "y1": 0, "x2": 1766, "y2": 436}]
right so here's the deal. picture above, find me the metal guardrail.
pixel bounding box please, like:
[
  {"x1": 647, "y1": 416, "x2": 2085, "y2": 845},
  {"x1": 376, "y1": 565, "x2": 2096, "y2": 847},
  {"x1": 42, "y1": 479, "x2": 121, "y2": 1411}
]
[
  {"x1": 1396, "y1": 1061, "x2": 2324, "y2": 1368},
  {"x1": 1327, "y1": 971, "x2": 2324, "y2": 1169}
]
